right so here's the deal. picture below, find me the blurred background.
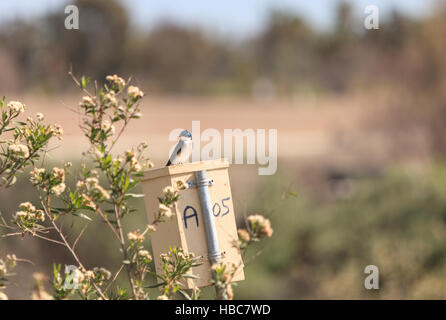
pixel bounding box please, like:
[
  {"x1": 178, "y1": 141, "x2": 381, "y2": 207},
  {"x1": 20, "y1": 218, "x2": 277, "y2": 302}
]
[{"x1": 2, "y1": 0, "x2": 446, "y2": 299}]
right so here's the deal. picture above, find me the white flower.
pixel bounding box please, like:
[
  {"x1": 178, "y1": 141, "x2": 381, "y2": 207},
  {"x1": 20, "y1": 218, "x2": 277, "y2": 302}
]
[
  {"x1": 85, "y1": 177, "x2": 99, "y2": 187},
  {"x1": 0, "y1": 264, "x2": 6, "y2": 278},
  {"x1": 125, "y1": 149, "x2": 135, "y2": 159},
  {"x1": 80, "y1": 96, "x2": 94, "y2": 106},
  {"x1": 247, "y1": 214, "x2": 273, "y2": 237},
  {"x1": 36, "y1": 210, "x2": 45, "y2": 222},
  {"x1": 175, "y1": 179, "x2": 188, "y2": 190},
  {"x1": 6, "y1": 254, "x2": 17, "y2": 262},
  {"x1": 106, "y1": 74, "x2": 126, "y2": 87},
  {"x1": 147, "y1": 224, "x2": 157, "y2": 233},
  {"x1": 8, "y1": 143, "x2": 29, "y2": 159},
  {"x1": 96, "y1": 184, "x2": 110, "y2": 200},
  {"x1": 84, "y1": 270, "x2": 95, "y2": 279},
  {"x1": 163, "y1": 186, "x2": 177, "y2": 196},
  {"x1": 101, "y1": 120, "x2": 115, "y2": 135},
  {"x1": 104, "y1": 90, "x2": 118, "y2": 106},
  {"x1": 238, "y1": 229, "x2": 250, "y2": 242},
  {"x1": 137, "y1": 142, "x2": 148, "y2": 151},
  {"x1": 90, "y1": 170, "x2": 99, "y2": 178},
  {"x1": 52, "y1": 167, "x2": 65, "y2": 182},
  {"x1": 36, "y1": 113, "x2": 44, "y2": 121},
  {"x1": 138, "y1": 250, "x2": 152, "y2": 260},
  {"x1": 127, "y1": 86, "x2": 144, "y2": 99},
  {"x1": 247, "y1": 214, "x2": 265, "y2": 225},
  {"x1": 51, "y1": 124, "x2": 63, "y2": 140},
  {"x1": 19, "y1": 202, "x2": 36, "y2": 212},
  {"x1": 113, "y1": 156, "x2": 124, "y2": 166},
  {"x1": 7, "y1": 101, "x2": 25, "y2": 113},
  {"x1": 30, "y1": 168, "x2": 45, "y2": 184},
  {"x1": 14, "y1": 211, "x2": 28, "y2": 219},
  {"x1": 51, "y1": 183, "x2": 66, "y2": 196},
  {"x1": 131, "y1": 159, "x2": 142, "y2": 172},
  {"x1": 93, "y1": 148, "x2": 104, "y2": 159},
  {"x1": 144, "y1": 160, "x2": 154, "y2": 169},
  {"x1": 163, "y1": 186, "x2": 174, "y2": 194},
  {"x1": 127, "y1": 231, "x2": 144, "y2": 242},
  {"x1": 96, "y1": 267, "x2": 111, "y2": 280},
  {"x1": 75, "y1": 270, "x2": 85, "y2": 284},
  {"x1": 159, "y1": 204, "x2": 173, "y2": 218}
]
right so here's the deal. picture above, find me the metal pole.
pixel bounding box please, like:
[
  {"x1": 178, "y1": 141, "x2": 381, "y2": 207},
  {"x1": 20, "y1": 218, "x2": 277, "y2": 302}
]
[
  {"x1": 195, "y1": 169, "x2": 227, "y2": 300},
  {"x1": 195, "y1": 170, "x2": 221, "y2": 265}
]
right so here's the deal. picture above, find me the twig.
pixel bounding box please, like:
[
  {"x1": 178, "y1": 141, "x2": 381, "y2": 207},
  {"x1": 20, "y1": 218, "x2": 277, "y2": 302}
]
[
  {"x1": 68, "y1": 69, "x2": 95, "y2": 98},
  {"x1": 95, "y1": 207, "x2": 121, "y2": 241},
  {"x1": 1, "y1": 231, "x2": 66, "y2": 246},
  {"x1": 104, "y1": 264, "x2": 125, "y2": 293},
  {"x1": 41, "y1": 199, "x2": 108, "y2": 300},
  {"x1": 15, "y1": 257, "x2": 35, "y2": 266},
  {"x1": 72, "y1": 221, "x2": 90, "y2": 250},
  {"x1": 113, "y1": 202, "x2": 139, "y2": 300},
  {"x1": 1, "y1": 232, "x2": 22, "y2": 238},
  {"x1": 0, "y1": 211, "x2": 12, "y2": 229}
]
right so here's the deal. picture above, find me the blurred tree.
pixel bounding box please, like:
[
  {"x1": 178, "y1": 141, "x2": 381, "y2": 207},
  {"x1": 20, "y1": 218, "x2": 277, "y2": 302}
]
[
  {"x1": 316, "y1": 2, "x2": 358, "y2": 92},
  {"x1": 0, "y1": 48, "x2": 21, "y2": 92},
  {"x1": 0, "y1": 0, "x2": 129, "y2": 91},
  {"x1": 0, "y1": 20, "x2": 39, "y2": 90},
  {"x1": 255, "y1": 10, "x2": 317, "y2": 93},
  {"x1": 0, "y1": 1, "x2": 446, "y2": 102},
  {"x1": 334, "y1": 1, "x2": 355, "y2": 39},
  {"x1": 43, "y1": 0, "x2": 129, "y2": 84},
  {"x1": 129, "y1": 23, "x2": 241, "y2": 93}
]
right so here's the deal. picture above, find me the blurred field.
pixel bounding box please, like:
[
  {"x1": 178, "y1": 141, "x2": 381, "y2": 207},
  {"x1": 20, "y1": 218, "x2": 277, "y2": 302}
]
[{"x1": 18, "y1": 91, "x2": 425, "y2": 166}]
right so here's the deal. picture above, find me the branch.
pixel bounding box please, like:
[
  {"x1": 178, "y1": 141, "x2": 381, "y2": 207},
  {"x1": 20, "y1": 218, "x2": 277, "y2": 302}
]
[
  {"x1": 104, "y1": 264, "x2": 125, "y2": 294},
  {"x1": 112, "y1": 202, "x2": 139, "y2": 300},
  {"x1": 41, "y1": 199, "x2": 108, "y2": 300},
  {"x1": 72, "y1": 221, "x2": 90, "y2": 251}
]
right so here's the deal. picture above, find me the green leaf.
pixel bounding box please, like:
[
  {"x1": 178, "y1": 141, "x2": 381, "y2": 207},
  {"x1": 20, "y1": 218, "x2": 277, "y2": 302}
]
[
  {"x1": 76, "y1": 213, "x2": 92, "y2": 221},
  {"x1": 179, "y1": 289, "x2": 192, "y2": 300},
  {"x1": 181, "y1": 274, "x2": 200, "y2": 279},
  {"x1": 125, "y1": 193, "x2": 144, "y2": 198},
  {"x1": 145, "y1": 282, "x2": 166, "y2": 289},
  {"x1": 81, "y1": 76, "x2": 90, "y2": 89}
]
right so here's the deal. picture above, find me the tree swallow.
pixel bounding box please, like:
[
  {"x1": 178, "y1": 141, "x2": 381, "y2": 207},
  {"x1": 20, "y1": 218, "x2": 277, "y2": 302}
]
[{"x1": 166, "y1": 129, "x2": 193, "y2": 166}]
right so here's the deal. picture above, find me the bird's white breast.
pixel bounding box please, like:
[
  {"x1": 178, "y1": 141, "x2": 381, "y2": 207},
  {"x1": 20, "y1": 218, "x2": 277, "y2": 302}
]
[{"x1": 173, "y1": 139, "x2": 193, "y2": 164}]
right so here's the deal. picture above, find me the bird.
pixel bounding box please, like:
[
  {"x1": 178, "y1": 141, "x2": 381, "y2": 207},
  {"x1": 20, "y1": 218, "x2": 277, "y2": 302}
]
[{"x1": 166, "y1": 129, "x2": 193, "y2": 166}]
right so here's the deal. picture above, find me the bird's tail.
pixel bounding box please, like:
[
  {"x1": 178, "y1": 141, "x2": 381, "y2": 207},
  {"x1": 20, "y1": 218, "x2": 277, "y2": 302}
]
[{"x1": 166, "y1": 160, "x2": 172, "y2": 166}]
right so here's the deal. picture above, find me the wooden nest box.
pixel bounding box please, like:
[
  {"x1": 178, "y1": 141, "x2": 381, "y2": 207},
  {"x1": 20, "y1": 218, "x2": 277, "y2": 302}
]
[{"x1": 141, "y1": 159, "x2": 245, "y2": 288}]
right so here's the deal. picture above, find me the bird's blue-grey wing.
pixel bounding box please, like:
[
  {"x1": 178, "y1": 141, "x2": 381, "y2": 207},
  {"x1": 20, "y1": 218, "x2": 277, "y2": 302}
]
[{"x1": 168, "y1": 140, "x2": 184, "y2": 163}]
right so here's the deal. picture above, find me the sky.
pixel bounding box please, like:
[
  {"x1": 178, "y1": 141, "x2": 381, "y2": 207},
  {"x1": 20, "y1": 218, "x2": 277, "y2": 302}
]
[{"x1": 0, "y1": 0, "x2": 437, "y2": 36}]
